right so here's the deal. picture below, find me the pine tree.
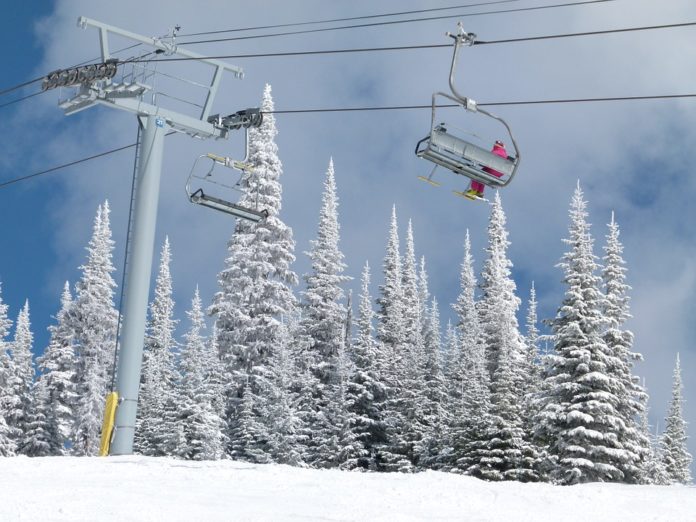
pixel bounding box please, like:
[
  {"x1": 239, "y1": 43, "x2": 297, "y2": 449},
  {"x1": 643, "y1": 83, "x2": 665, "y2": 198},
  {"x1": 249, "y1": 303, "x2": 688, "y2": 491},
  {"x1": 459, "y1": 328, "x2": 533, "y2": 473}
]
[
  {"x1": 299, "y1": 158, "x2": 351, "y2": 466},
  {"x1": 6, "y1": 301, "x2": 34, "y2": 452},
  {"x1": 177, "y1": 288, "x2": 226, "y2": 460},
  {"x1": 399, "y1": 220, "x2": 428, "y2": 468},
  {"x1": 521, "y1": 283, "x2": 542, "y2": 467},
  {"x1": 661, "y1": 353, "x2": 692, "y2": 484},
  {"x1": 135, "y1": 237, "x2": 179, "y2": 456},
  {"x1": 535, "y1": 183, "x2": 629, "y2": 484},
  {"x1": 376, "y1": 205, "x2": 405, "y2": 355},
  {"x1": 638, "y1": 395, "x2": 669, "y2": 485},
  {"x1": 70, "y1": 201, "x2": 118, "y2": 456},
  {"x1": 344, "y1": 262, "x2": 387, "y2": 470},
  {"x1": 5, "y1": 300, "x2": 34, "y2": 453},
  {"x1": 209, "y1": 84, "x2": 298, "y2": 459},
  {"x1": 34, "y1": 282, "x2": 77, "y2": 455},
  {"x1": 524, "y1": 282, "x2": 541, "y2": 396},
  {"x1": 418, "y1": 297, "x2": 448, "y2": 468},
  {"x1": 375, "y1": 207, "x2": 410, "y2": 472},
  {"x1": 21, "y1": 379, "x2": 53, "y2": 457},
  {"x1": 448, "y1": 230, "x2": 490, "y2": 474},
  {"x1": 301, "y1": 158, "x2": 350, "y2": 384},
  {"x1": 469, "y1": 195, "x2": 537, "y2": 481},
  {"x1": 601, "y1": 212, "x2": 650, "y2": 483},
  {"x1": 0, "y1": 283, "x2": 17, "y2": 455},
  {"x1": 265, "y1": 321, "x2": 302, "y2": 466}
]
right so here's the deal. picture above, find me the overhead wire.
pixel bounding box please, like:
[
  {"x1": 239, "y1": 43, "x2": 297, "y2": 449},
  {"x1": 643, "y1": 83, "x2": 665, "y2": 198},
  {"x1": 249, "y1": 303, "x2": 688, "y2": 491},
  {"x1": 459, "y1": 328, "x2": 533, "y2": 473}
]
[
  {"x1": 1, "y1": 92, "x2": 695, "y2": 190},
  {"x1": 176, "y1": 0, "x2": 617, "y2": 45},
  {"x1": 0, "y1": 130, "x2": 176, "y2": 189},
  {"x1": 0, "y1": 0, "x2": 625, "y2": 104},
  {"x1": 180, "y1": 0, "x2": 523, "y2": 37},
  {"x1": 129, "y1": 20, "x2": 696, "y2": 64}
]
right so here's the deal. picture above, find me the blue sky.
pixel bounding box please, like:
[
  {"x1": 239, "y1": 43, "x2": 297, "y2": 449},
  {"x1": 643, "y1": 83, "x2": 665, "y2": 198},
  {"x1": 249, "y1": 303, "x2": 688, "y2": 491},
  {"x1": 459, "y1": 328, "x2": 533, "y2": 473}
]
[{"x1": 1, "y1": 0, "x2": 696, "y2": 466}]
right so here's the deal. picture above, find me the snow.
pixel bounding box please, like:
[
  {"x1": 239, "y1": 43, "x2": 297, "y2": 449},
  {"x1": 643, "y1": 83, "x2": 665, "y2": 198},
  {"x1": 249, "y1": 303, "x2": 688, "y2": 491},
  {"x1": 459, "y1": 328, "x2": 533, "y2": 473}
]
[{"x1": 1, "y1": 456, "x2": 694, "y2": 521}]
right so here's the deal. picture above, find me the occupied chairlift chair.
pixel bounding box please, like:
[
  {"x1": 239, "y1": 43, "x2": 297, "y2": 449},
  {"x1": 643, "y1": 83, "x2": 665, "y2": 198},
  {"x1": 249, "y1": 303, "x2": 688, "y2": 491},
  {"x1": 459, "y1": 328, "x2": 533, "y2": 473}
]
[
  {"x1": 185, "y1": 108, "x2": 269, "y2": 222},
  {"x1": 415, "y1": 24, "x2": 521, "y2": 192}
]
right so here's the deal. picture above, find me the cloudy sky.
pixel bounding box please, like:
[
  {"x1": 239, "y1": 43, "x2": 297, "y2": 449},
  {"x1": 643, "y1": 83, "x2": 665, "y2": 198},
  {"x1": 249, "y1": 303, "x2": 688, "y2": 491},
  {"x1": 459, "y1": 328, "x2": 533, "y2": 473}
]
[{"x1": 1, "y1": 0, "x2": 695, "y2": 463}]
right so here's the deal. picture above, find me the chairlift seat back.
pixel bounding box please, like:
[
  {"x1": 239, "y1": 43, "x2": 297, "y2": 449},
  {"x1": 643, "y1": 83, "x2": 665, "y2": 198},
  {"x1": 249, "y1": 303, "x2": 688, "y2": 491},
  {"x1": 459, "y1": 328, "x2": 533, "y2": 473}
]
[{"x1": 417, "y1": 127, "x2": 516, "y2": 188}]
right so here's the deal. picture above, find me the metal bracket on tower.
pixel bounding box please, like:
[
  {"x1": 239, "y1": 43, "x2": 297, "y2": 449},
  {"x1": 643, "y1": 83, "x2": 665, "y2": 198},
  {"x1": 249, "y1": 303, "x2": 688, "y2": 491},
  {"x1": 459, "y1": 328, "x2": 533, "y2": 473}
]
[{"x1": 208, "y1": 108, "x2": 264, "y2": 138}]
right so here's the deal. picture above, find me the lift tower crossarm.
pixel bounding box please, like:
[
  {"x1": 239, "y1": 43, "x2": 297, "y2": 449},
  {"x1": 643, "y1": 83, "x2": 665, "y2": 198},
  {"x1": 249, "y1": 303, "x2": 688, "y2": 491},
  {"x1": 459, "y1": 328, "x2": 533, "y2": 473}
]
[{"x1": 77, "y1": 16, "x2": 244, "y2": 123}]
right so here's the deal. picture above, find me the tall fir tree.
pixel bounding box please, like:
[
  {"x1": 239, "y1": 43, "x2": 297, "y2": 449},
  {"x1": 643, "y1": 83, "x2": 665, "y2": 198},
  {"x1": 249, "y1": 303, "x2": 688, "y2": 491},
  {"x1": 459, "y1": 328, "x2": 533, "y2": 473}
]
[
  {"x1": 0, "y1": 283, "x2": 17, "y2": 455},
  {"x1": 375, "y1": 207, "x2": 411, "y2": 472},
  {"x1": 299, "y1": 158, "x2": 351, "y2": 466},
  {"x1": 177, "y1": 287, "x2": 226, "y2": 460},
  {"x1": 135, "y1": 236, "x2": 179, "y2": 456},
  {"x1": 470, "y1": 194, "x2": 537, "y2": 481},
  {"x1": 601, "y1": 212, "x2": 650, "y2": 483},
  {"x1": 448, "y1": 230, "x2": 490, "y2": 474},
  {"x1": 661, "y1": 353, "x2": 692, "y2": 484},
  {"x1": 419, "y1": 296, "x2": 448, "y2": 468},
  {"x1": 344, "y1": 261, "x2": 387, "y2": 470},
  {"x1": 264, "y1": 320, "x2": 303, "y2": 466},
  {"x1": 535, "y1": 183, "x2": 629, "y2": 484},
  {"x1": 638, "y1": 393, "x2": 669, "y2": 485},
  {"x1": 8, "y1": 301, "x2": 34, "y2": 452},
  {"x1": 33, "y1": 282, "x2": 77, "y2": 455},
  {"x1": 21, "y1": 379, "x2": 53, "y2": 457},
  {"x1": 69, "y1": 201, "x2": 118, "y2": 456},
  {"x1": 209, "y1": 84, "x2": 298, "y2": 459},
  {"x1": 399, "y1": 220, "x2": 428, "y2": 468},
  {"x1": 301, "y1": 158, "x2": 350, "y2": 384},
  {"x1": 524, "y1": 282, "x2": 541, "y2": 395}
]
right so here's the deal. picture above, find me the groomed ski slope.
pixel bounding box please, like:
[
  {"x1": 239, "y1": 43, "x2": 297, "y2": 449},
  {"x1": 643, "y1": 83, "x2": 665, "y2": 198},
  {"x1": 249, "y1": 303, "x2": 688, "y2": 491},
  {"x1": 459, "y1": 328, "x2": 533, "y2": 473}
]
[{"x1": 1, "y1": 456, "x2": 694, "y2": 521}]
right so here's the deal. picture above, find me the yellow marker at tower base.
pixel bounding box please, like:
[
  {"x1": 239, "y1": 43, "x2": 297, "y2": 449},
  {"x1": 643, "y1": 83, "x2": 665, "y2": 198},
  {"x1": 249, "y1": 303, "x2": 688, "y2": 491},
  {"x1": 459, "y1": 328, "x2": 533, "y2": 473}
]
[{"x1": 99, "y1": 392, "x2": 119, "y2": 456}]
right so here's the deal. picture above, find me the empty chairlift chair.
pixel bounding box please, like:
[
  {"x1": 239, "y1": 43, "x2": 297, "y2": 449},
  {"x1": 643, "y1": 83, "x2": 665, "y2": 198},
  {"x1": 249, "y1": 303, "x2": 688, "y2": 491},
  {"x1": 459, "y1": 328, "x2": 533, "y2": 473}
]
[{"x1": 185, "y1": 108, "x2": 268, "y2": 222}]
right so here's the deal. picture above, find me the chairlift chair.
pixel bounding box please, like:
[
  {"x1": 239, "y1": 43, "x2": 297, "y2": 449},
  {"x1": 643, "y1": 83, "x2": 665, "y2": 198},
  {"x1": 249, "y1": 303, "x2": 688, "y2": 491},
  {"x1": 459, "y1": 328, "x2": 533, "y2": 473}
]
[
  {"x1": 415, "y1": 24, "x2": 521, "y2": 190},
  {"x1": 185, "y1": 114, "x2": 268, "y2": 222}
]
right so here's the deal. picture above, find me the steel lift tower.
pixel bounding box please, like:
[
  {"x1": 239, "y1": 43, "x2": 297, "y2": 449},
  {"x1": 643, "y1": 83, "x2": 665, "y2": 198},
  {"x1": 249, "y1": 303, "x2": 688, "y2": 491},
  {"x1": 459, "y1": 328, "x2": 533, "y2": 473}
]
[{"x1": 47, "y1": 17, "x2": 255, "y2": 455}]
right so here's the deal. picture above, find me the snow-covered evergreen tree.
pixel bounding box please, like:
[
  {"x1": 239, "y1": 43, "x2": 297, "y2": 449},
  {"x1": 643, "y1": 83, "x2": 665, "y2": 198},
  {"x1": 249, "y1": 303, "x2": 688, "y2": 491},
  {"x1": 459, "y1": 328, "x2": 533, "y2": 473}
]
[
  {"x1": 0, "y1": 283, "x2": 17, "y2": 455},
  {"x1": 638, "y1": 395, "x2": 669, "y2": 485},
  {"x1": 70, "y1": 201, "x2": 118, "y2": 456},
  {"x1": 264, "y1": 320, "x2": 302, "y2": 466},
  {"x1": 470, "y1": 194, "x2": 537, "y2": 481},
  {"x1": 448, "y1": 230, "x2": 490, "y2": 474},
  {"x1": 601, "y1": 212, "x2": 650, "y2": 483},
  {"x1": 376, "y1": 205, "x2": 405, "y2": 356},
  {"x1": 0, "y1": 284, "x2": 18, "y2": 457},
  {"x1": 375, "y1": 207, "x2": 410, "y2": 472},
  {"x1": 209, "y1": 84, "x2": 298, "y2": 459},
  {"x1": 177, "y1": 288, "x2": 225, "y2": 460},
  {"x1": 301, "y1": 158, "x2": 350, "y2": 384},
  {"x1": 535, "y1": 183, "x2": 628, "y2": 484},
  {"x1": 344, "y1": 261, "x2": 387, "y2": 470},
  {"x1": 21, "y1": 379, "x2": 52, "y2": 457},
  {"x1": 8, "y1": 301, "x2": 34, "y2": 451},
  {"x1": 661, "y1": 353, "x2": 692, "y2": 484},
  {"x1": 135, "y1": 236, "x2": 179, "y2": 456},
  {"x1": 418, "y1": 297, "x2": 448, "y2": 468},
  {"x1": 299, "y1": 158, "x2": 351, "y2": 466},
  {"x1": 398, "y1": 220, "x2": 428, "y2": 468},
  {"x1": 524, "y1": 282, "x2": 541, "y2": 395},
  {"x1": 34, "y1": 282, "x2": 77, "y2": 455}
]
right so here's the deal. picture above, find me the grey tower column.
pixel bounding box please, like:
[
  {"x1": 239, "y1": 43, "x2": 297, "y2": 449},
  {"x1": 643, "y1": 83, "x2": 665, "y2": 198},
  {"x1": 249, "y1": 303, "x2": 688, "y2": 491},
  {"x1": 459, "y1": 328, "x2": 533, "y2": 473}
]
[{"x1": 110, "y1": 114, "x2": 166, "y2": 455}]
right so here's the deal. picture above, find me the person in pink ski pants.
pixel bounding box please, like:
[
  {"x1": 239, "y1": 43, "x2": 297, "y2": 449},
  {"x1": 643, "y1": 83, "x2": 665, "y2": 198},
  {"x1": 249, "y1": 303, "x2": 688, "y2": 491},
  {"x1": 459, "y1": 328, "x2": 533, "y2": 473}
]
[{"x1": 466, "y1": 140, "x2": 507, "y2": 199}]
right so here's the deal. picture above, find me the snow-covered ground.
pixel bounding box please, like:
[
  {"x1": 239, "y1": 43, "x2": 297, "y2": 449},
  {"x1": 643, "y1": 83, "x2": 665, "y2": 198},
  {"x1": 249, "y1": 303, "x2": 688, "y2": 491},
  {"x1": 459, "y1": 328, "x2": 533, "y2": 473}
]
[{"x1": 1, "y1": 456, "x2": 694, "y2": 521}]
